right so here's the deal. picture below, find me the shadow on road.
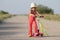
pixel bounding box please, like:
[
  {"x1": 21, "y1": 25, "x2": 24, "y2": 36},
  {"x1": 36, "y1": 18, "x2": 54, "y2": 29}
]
[
  {"x1": 0, "y1": 32, "x2": 19, "y2": 36},
  {"x1": 0, "y1": 21, "x2": 27, "y2": 36},
  {"x1": 0, "y1": 22, "x2": 26, "y2": 25},
  {"x1": 0, "y1": 27, "x2": 20, "y2": 30}
]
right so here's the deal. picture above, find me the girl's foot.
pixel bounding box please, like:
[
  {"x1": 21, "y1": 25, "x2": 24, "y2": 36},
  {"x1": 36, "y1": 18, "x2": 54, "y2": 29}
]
[
  {"x1": 28, "y1": 35, "x2": 32, "y2": 37},
  {"x1": 28, "y1": 34, "x2": 32, "y2": 37},
  {"x1": 34, "y1": 33, "x2": 39, "y2": 37}
]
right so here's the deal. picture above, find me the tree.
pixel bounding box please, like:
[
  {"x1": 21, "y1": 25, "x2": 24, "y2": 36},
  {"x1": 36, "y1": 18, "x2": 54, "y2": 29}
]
[{"x1": 37, "y1": 5, "x2": 54, "y2": 14}]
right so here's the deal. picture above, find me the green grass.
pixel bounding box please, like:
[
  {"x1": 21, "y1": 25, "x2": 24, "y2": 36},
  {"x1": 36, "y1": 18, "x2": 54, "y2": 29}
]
[
  {"x1": 43, "y1": 14, "x2": 60, "y2": 21},
  {"x1": 0, "y1": 14, "x2": 12, "y2": 23}
]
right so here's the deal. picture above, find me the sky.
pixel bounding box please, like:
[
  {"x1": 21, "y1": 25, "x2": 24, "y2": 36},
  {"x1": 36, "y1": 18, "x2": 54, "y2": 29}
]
[{"x1": 0, "y1": 0, "x2": 60, "y2": 14}]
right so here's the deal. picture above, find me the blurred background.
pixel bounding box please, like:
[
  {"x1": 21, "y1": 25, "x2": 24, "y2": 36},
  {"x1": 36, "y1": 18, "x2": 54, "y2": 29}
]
[
  {"x1": 0, "y1": 0, "x2": 60, "y2": 22},
  {"x1": 0, "y1": 0, "x2": 60, "y2": 14},
  {"x1": 0, "y1": 0, "x2": 60, "y2": 40}
]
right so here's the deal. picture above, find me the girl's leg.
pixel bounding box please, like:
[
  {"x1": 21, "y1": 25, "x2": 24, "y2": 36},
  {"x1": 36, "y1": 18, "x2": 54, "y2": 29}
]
[
  {"x1": 28, "y1": 16, "x2": 33, "y2": 37},
  {"x1": 33, "y1": 19, "x2": 39, "y2": 35}
]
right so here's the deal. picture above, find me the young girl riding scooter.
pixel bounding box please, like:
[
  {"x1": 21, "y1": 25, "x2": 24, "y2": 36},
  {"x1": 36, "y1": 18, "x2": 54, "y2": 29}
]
[{"x1": 28, "y1": 3, "x2": 41, "y2": 37}]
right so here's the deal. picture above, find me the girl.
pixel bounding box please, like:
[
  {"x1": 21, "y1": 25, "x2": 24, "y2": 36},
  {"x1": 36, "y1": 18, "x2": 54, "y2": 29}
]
[{"x1": 28, "y1": 3, "x2": 40, "y2": 37}]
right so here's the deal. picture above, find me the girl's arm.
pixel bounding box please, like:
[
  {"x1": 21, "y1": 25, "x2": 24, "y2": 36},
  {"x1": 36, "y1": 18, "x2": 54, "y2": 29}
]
[
  {"x1": 36, "y1": 11, "x2": 41, "y2": 17},
  {"x1": 36, "y1": 12, "x2": 44, "y2": 18},
  {"x1": 36, "y1": 11, "x2": 44, "y2": 18}
]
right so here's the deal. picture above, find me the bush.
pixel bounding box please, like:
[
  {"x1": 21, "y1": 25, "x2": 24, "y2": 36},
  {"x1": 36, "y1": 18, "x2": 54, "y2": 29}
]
[
  {"x1": 0, "y1": 14, "x2": 12, "y2": 24},
  {"x1": 44, "y1": 14, "x2": 60, "y2": 21},
  {"x1": 0, "y1": 10, "x2": 8, "y2": 14},
  {"x1": 37, "y1": 5, "x2": 54, "y2": 14}
]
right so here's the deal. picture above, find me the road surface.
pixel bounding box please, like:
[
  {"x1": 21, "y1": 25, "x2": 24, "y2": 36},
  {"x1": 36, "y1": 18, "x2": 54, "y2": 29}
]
[{"x1": 0, "y1": 15, "x2": 60, "y2": 40}]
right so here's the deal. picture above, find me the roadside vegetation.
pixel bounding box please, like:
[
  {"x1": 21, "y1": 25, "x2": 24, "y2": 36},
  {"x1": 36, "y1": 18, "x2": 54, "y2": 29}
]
[
  {"x1": 36, "y1": 4, "x2": 60, "y2": 21},
  {"x1": 43, "y1": 14, "x2": 60, "y2": 21},
  {"x1": 0, "y1": 10, "x2": 14, "y2": 23}
]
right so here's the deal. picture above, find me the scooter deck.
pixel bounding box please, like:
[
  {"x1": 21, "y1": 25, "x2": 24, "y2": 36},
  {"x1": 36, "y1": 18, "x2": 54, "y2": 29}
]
[{"x1": 32, "y1": 33, "x2": 43, "y2": 37}]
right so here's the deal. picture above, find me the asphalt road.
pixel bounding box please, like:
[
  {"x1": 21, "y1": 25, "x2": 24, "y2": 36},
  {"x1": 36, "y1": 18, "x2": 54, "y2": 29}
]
[{"x1": 0, "y1": 15, "x2": 60, "y2": 40}]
